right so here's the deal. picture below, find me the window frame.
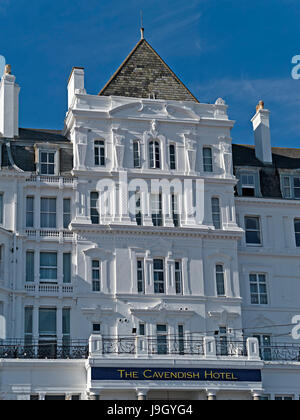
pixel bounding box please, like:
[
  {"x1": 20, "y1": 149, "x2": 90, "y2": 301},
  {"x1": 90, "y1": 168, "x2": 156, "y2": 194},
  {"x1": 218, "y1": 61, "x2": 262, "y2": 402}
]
[
  {"x1": 153, "y1": 258, "x2": 165, "y2": 294},
  {"x1": 137, "y1": 258, "x2": 145, "y2": 294},
  {"x1": 26, "y1": 196, "x2": 34, "y2": 228},
  {"x1": 90, "y1": 192, "x2": 100, "y2": 225},
  {"x1": 92, "y1": 259, "x2": 101, "y2": 292},
  {"x1": 237, "y1": 172, "x2": 259, "y2": 197},
  {"x1": 203, "y1": 147, "x2": 213, "y2": 173},
  {"x1": 216, "y1": 264, "x2": 226, "y2": 297},
  {"x1": 175, "y1": 260, "x2": 183, "y2": 295},
  {"x1": 26, "y1": 251, "x2": 35, "y2": 283},
  {"x1": 244, "y1": 216, "x2": 262, "y2": 246},
  {"x1": 211, "y1": 197, "x2": 222, "y2": 229},
  {"x1": 171, "y1": 194, "x2": 180, "y2": 227},
  {"x1": 169, "y1": 143, "x2": 177, "y2": 170},
  {"x1": 253, "y1": 334, "x2": 272, "y2": 361},
  {"x1": 40, "y1": 197, "x2": 57, "y2": 229},
  {"x1": 156, "y1": 324, "x2": 168, "y2": 355},
  {"x1": 0, "y1": 193, "x2": 4, "y2": 225},
  {"x1": 133, "y1": 141, "x2": 141, "y2": 169},
  {"x1": 149, "y1": 140, "x2": 161, "y2": 169},
  {"x1": 38, "y1": 149, "x2": 58, "y2": 176},
  {"x1": 94, "y1": 140, "x2": 106, "y2": 167},
  {"x1": 39, "y1": 252, "x2": 58, "y2": 283},
  {"x1": 63, "y1": 198, "x2": 71, "y2": 229},
  {"x1": 151, "y1": 193, "x2": 163, "y2": 227},
  {"x1": 249, "y1": 273, "x2": 268, "y2": 305},
  {"x1": 63, "y1": 253, "x2": 72, "y2": 284},
  {"x1": 281, "y1": 174, "x2": 300, "y2": 200}
]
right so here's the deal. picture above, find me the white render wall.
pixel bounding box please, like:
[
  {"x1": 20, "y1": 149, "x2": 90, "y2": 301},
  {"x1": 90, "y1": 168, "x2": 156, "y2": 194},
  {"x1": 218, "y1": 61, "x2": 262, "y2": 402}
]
[{"x1": 0, "y1": 76, "x2": 299, "y2": 399}]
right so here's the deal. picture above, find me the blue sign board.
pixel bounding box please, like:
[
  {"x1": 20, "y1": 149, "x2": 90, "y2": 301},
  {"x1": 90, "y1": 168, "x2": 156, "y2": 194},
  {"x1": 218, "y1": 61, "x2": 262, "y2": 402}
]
[{"x1": 92, "y1": 367, "x2": 262, "y2": 382}]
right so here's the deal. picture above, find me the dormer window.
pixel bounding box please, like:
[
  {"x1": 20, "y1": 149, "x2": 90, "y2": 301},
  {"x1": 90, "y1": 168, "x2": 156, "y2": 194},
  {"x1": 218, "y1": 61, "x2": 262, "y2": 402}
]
[
  {"x1": 281, "y1": 175, "x2": 300, "y2": 199},
  {"x1": 241, "y1": 174, "x2": 256, "y2": 196},
  {"x1": 40, "y1": 151, "x2": 56, "y2": 175},
  {"x1": 237, "y1": 172, "x2": 260, "y2": 197}
]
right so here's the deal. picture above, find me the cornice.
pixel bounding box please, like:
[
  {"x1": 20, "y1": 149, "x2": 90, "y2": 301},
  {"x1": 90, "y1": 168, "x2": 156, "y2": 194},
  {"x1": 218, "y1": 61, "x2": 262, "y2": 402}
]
[
  {"x1": 71, "y1": 223, "x2": 244, "y2": 240},
  {"x1": 235, "y1": 196, "x2": 300, "y2": 207}
]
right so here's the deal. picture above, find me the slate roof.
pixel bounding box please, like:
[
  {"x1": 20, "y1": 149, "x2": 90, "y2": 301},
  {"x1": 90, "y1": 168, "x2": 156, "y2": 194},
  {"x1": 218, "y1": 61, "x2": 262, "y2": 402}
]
[
  {"x1": 233, "y1": 144, "x2": 300, "y2": 199},
  {"x1": 99, "y1": 38, "x2": 199, "y2": 102},
  {"x1": 232, "y1": 144, "x2": 300, "y2": 169},
  {"x1": 1, "y1": 128, "x2": 73, "y2": 174}
]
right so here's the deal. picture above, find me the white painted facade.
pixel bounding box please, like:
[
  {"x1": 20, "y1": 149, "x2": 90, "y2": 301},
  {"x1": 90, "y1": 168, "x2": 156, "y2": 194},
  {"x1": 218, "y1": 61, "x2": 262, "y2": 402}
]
[{"x1": 0, "y1": 63, "x2": 299, "y2": 401}]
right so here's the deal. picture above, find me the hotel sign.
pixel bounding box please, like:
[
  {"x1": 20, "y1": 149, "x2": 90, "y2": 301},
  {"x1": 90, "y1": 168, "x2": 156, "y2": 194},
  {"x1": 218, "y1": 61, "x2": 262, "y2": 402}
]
[{"x1": 91, "y1": 367, "x2": 262, "y2": 382}]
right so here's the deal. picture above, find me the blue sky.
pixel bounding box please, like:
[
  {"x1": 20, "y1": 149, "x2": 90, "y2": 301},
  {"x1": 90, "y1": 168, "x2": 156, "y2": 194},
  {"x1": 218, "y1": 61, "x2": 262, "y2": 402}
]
[{"x1": 0, "y1": 0, "x2": 300, "y2": 147}]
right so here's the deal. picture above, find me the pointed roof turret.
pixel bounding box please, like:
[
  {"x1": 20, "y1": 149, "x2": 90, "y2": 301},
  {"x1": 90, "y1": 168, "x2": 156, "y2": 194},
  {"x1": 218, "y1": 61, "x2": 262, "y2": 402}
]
[{"x1": 99, "y1": 36, "x2": 198, "y2": 102}]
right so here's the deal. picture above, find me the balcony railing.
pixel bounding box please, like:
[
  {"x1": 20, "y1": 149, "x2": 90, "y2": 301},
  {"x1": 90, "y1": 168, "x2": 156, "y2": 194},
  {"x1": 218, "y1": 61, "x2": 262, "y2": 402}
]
[
  {"x1": 101, "y1": 336, "x2": 205, "y2": 356},
  {"x1": 25, "y1": 229, "x2": 74, "y2": 240},
  {"x1": 25, "y1": 176, "x2": 75, "y2": 185},
  {"x1": 216, "y1": 340, "x2": 248, "y2": 357},
  {"x1": 24, "y1": 284, "x2": 74, "y2": 295},
  {"x1": 1, "y1": 336, "x2": 299, "y2": 362},
  {"x1": 260, "y1": 344, "x2": 300, "y2": 362},
  {"x1": 0, "y1": 340, "x2": 88, "y2": 360}
]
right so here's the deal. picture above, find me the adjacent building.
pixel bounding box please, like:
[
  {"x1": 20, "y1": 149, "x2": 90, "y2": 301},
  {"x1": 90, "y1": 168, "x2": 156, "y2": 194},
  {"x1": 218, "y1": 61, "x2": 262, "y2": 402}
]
[{"x1": 0, "y1": 34, "x2": 299, "y2": 400}]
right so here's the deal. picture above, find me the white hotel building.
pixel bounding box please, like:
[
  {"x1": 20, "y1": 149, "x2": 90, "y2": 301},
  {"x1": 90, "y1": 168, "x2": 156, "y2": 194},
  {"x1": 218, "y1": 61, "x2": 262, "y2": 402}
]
[{"x1": 0, "y1": 34, "x2": 300, "y2": 401}]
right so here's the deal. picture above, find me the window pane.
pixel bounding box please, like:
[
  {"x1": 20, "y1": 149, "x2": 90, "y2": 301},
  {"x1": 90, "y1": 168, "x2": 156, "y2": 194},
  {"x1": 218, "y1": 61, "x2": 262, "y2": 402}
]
[
  {"x1": 169, "y1": 144, "x2": 176, "y2": 170},
  {"x1": 62, "y1": 308, "x2": 70, "y2": 335},
  {"x1": 63, "y1": 253, "x2": 71, "y2": 284},
  {"x1": 39, "y1": 308, "x2": 57, "y2": 335},
  {"x1": 245, "y1": 217, "x2": 259, "y2": 230},
  {"x1": 25, "y1": 307, "x2": 33, "y2": 334},
  {"x1": 154, "y1": 259, "x2": 164, "y2": 270},
  {"x1": 0, "y1": 194, "x2": 3, "y2": 224},
  {"x1": 26, "y1": 252, "x2": 35, "y2": 282}
]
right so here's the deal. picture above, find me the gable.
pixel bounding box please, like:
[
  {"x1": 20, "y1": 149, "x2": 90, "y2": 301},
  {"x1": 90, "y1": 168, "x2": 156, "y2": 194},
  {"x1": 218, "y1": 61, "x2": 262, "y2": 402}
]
[{"x1": 99, "y1": 39, "x2": 198, "y2": 102}]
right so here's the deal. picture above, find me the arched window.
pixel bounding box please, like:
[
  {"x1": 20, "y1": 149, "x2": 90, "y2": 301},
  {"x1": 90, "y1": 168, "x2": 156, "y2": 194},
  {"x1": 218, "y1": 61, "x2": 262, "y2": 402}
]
[
  {"x1": 149, "y1": 140, "x2": 161, "y2": 169},
  {"x1": 211, "y1": 197, "x2": 221, "y2": 229}
]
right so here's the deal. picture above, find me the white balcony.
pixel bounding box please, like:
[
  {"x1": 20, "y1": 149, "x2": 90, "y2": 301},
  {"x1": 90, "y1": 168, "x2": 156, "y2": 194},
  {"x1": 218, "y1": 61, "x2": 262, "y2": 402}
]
[
  {"x1": 25, "y1": 229, "x2": 74, "y2": 241},
  {"x1": 24, "y1": 283, "x2": 74, "y2": 296}
]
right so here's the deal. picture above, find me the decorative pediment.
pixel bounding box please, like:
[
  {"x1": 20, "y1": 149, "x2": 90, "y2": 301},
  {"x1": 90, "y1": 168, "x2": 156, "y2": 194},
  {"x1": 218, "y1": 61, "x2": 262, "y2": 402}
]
[
  {"x1": 82, "y1": 246, "x2": 115, "y2": 259},
  {"x1": 166, "y1": 104, "x2": 200, "y2": 121},
  {"x1": 208, "y1": 310, "x2": 240, "y2": 323},
  {"x1": 130, "y1": 301, "x2": 195, "y2": 318},
  {"x1": 82, "y1": 305, "x2": 115, "y2": 321}
]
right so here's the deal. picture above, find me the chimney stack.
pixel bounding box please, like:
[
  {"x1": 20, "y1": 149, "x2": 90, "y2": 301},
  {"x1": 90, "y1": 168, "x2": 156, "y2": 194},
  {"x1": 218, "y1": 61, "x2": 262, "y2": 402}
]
[
  {"x1": 0, "y1": 64, "x2": 20, "y2": 138},
  {"x1": 251, "y1": 101, "x2": 272, "y2": 164},
  {"x1": 67, "y1": 67, "x2": 85, "y2": 109}
]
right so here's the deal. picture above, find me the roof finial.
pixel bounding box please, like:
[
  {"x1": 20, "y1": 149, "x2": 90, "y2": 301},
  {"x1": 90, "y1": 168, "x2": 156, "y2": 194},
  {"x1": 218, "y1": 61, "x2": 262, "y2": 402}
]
[{"x1": 140, "y1": 10, "x2": 144, "y2": 39}]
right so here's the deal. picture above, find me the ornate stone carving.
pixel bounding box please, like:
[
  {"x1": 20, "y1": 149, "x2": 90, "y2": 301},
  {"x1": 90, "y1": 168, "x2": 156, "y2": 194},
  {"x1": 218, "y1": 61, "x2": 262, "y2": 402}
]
[
  {"x1": 219, "y1": 137, "x2": 233, "y2": 176},
  {"x1": 112, "y1": 127, "x2": 126, "y2": 169},
  {"x1": 183, "y1": 133, "x2": 197, "y2": 173},
  {"x1": 150, "y1": 119, "x2": 159, "y2": 137},
  {"x1": 75, "y1": 127, "x2": 88, "y2": 170}
]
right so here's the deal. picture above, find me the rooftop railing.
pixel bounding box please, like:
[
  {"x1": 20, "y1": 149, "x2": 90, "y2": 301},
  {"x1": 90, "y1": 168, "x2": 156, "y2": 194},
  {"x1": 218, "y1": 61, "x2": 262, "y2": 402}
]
[
  {"x1": 0, "y1": 339, "x2": 88, "y2": 360},
  {"x1": 1, "y1": 336, "x2": 299, "y2": 362},
  {"x1": 259, "y1": 344, "x2": 300, "y2": 362}
]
